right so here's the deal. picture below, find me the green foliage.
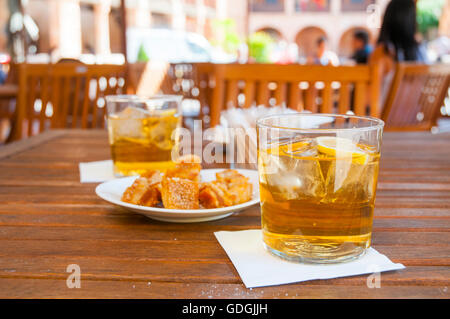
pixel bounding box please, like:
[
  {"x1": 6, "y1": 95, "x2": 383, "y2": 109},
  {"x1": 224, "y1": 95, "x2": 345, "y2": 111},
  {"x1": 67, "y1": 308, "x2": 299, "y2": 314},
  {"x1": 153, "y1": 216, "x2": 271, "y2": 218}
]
[
  {"x1": 417, "y1": 0, "x2": 445, "y2": 35},
  {"x1": 247, "y1": 32, "x2": 274, "y2": 63},
  {"x1": 212, "y1": 18, "x2": 276, "y2": 63},
  {"x1": 212, "y1": 18, "x2": 241, "y2": 54},
  {"x1": 137, "y1": 43, "x2": 149, "y2": 62}
]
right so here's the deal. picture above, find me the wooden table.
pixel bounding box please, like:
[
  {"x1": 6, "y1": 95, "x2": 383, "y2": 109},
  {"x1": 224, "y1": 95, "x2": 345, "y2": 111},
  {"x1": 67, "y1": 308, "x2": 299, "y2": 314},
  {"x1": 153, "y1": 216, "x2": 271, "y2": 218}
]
[{"x1": 0, "y1": 130, "x2": 449, "y2": 299}]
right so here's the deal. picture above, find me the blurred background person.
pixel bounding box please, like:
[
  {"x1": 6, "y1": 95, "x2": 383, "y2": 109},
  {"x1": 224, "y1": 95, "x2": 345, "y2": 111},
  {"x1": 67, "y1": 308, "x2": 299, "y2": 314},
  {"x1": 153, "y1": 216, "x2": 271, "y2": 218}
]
[
  {"x1": 0, "y1": 54, "x2": 9, "y2": 84},
  {"x1": 351, "y1": 30, "x2": 373, "y2": 64},
  {"x1": 5, "y1": 0, "x2": 39, "y2": 63},
  {"x1": 370, "y1": 0, "x2": 429, "y2": 107},
  {"x1": 307, "y1": 36, "x2": 339, "y2": 66}
]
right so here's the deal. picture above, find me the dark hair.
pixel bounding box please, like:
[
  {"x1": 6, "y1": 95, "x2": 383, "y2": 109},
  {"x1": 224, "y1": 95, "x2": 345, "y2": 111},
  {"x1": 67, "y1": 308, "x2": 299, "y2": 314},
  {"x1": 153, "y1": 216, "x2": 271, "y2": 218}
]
[
  {"x1": 317, "y1": 36, "x2": 327, "y2": 46},
  {"x1": 354, "y1": 30, "x2": 369, "y2": 46},
  {"x1": 377, "y1": 0, "x2": 420, "y2": 61}
]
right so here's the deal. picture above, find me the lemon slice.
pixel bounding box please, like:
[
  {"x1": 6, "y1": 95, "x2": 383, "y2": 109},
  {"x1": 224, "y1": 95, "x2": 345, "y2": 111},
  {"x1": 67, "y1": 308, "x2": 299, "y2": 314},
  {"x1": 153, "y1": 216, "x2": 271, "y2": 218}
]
[
  {"x1": 158, "y1": 109, "x2": 177, "y2": 117},
  {"x1": 279, "y1": 141, "x2": 309, "y2": 154},
  {"x1": 316, "y1": 136, "x2": 368, "y2": 165}
]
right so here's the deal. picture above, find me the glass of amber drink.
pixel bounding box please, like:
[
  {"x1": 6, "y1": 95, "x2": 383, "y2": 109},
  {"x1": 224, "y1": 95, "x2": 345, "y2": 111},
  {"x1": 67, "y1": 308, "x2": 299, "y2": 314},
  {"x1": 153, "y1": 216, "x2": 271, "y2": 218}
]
[
  {"x1": 105, "y1": 95, "x2": 182, "y2": 176},
  {"x1": 257, "y1": 113, "x2": 384, "y2": 263}
]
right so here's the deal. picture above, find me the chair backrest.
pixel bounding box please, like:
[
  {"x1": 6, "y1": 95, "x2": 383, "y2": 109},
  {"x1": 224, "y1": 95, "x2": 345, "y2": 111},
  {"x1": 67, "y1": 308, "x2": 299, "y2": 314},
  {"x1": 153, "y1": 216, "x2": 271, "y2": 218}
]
[
  {"x1": 0, "y1": 64, "x2": 19, "y2": 143},
  {"x1": 128, "y1": 62, "x2": 215, "y2": 121},
  {"x1": 159, "y1": 63, "x2": 215, "y2": 118},
  {"x1": 381, "y1": 63, "x2": 450, "y2": 131},
  {"x1": 210, "y1": 63, "x2": 380, "y2": 127},
  {"x1": 11, "y1": 63, "x2": 126, "y2": 140},
  {"x1": 128, "y1": 61, "x2": 170, "y2": 96},
  {"x1": 191, "y1": 63, "x2": 215, "y2": 119}
]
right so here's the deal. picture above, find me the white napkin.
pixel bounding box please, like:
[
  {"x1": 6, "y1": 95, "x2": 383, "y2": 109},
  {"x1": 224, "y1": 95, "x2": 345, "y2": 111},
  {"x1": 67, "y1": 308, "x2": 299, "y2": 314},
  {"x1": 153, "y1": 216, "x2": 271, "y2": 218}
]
[
  {"x1": 214, "y1": 229, "x2": 405, "y2": 288},
  {"x1": 79, "y1": 160, "x2": 115, "y2": 183}
]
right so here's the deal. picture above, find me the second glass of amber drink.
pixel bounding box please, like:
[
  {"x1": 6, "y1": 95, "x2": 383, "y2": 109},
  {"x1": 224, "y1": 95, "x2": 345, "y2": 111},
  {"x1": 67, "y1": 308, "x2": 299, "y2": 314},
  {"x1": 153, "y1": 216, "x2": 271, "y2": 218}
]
[
  {"x1": 257, "y1": 114, "x2": 384, "y2": 263},
  {"x1": 106, "y1": 95, "x2": 182, "y2": 176}
]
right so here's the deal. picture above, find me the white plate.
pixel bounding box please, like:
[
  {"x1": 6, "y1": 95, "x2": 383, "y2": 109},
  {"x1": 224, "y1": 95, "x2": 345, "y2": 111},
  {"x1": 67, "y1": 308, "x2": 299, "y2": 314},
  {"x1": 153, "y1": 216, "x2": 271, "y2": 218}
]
[{"x1": 95, "y1": 169, "x2": 260, "y2": 223}]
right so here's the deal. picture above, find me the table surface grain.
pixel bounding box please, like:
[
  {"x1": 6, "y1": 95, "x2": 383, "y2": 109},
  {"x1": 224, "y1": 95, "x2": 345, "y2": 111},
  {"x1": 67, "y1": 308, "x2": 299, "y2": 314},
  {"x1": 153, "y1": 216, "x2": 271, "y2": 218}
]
[{"x1": 0, "y1": 129, "x2": 449, "y2": 299}]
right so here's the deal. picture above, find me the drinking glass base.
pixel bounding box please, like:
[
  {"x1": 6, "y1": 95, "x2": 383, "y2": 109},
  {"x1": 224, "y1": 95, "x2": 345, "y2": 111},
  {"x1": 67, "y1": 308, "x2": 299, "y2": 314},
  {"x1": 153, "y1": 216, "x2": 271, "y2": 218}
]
[{"x1": 264, "y1": 243, "x2": 367, "y2": 264}]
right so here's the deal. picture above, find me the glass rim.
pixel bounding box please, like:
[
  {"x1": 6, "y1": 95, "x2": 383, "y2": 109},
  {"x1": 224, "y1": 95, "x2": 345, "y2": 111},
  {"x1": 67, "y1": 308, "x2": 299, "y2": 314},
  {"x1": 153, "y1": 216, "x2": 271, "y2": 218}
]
[
  {"x1": 256, "y1": 113, "x2": 385, "y2": 133},
  {"x1": 105, "y1": 94, "x2": 183, "y2": 103}
]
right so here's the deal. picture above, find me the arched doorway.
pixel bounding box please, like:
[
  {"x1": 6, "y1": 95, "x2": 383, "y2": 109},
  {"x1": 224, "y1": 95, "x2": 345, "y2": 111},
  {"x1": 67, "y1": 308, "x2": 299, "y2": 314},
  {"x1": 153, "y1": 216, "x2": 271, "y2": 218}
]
[
  {"x1": 295, "y1": 26, "x2": 327, "y2": 59},
  {"x1": 338, "y1": 27, "x2": 373, "y2": 58},
  {"x1": 256, "y1": 27, "x2": 284, "y2": 42}
]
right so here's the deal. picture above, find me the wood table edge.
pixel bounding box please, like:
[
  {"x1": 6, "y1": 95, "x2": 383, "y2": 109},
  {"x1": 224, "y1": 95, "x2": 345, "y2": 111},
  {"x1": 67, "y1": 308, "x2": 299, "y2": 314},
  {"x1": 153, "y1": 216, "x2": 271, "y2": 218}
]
[{"x1": 0, "y1": 130, "x2": 69, "y2": 160}]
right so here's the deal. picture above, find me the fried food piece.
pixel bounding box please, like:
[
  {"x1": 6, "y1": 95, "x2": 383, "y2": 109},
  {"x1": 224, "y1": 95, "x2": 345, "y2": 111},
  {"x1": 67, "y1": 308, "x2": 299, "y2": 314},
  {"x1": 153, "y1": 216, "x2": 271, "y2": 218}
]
[
  {"x1": 121, "y1": 177, "x2": 148, "y2": 205},
  {"x1": 161, "y1": 177, "x2": 199, "y2": 209},
  {"x1": 154, "y1": 183, "x2": 162, "y2": 201},
  {"x1": 121, "y1": 170, "x2": 163, "y2": 206},
  {"x1": 141, "y1": 170, "x2": 163, "y2": 201},
  {"x1": 216, "y1": 169, "x2": 248, "y2": 185},
  {"x1": 198, "y1": 184, "x2": 219, "y2": 209},
  {"x1": 227, "y1": 182, "x2": 253, "y2": 205},
  {"x1": 215, "y1": 169, "x2": 253, "y2": 205},
  {"x1": 166, "y1": 154, "x2": 202, "y2": 182},
  {"x1": 199, "y1": 181, "x2": 234, "y2": 209},
  {"x1": 121, "y1": 177, "x2": 160, "y2": 207},
  {"x1": 121, "y1": 164, "x2": 252, "y2": 209},
  {"x1": 176, "y1": 154, "x2": 201, "y2": 164},
  {"x1": 140, "y1": 185, "x2": 162, "y2": 206},
  {"x1": 141, "y1": 170, "x2": 163, "y2": 182}
]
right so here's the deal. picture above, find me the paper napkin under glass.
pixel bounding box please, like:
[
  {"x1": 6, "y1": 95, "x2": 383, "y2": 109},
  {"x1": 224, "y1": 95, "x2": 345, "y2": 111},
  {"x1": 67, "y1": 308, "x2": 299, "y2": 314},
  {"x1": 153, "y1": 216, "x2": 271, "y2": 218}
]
[
  {"x1": 79, "y1": 160, "x2": 115, "y2": 183},
  {"x1": 214, "y1": 229, "x2": 405, "y2": 288}
]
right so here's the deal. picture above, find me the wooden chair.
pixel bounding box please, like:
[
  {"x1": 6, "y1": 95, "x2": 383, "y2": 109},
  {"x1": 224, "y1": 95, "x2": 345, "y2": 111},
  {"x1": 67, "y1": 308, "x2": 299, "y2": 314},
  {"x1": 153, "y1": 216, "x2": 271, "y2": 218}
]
[
  {"x1": 128, "y1": 61, "x2": 170, "y2": 96},
  {"x1": 159, "y1": 62, "x2": 215, "y2": 118},
  {"x1": 210, "y1": 63, "x2": 380, "y2": 127},
  {"x1": 0, "y1": 64, "x2": 19, "y2": 143},
  {"x1": 381, "y1": 63, "x2": 450, "y2": 131},
  {"x1": 10, "y1": 63, "x2": 126, "y2": 141},
  {"x1": 128, "y1": 62, "x2": 214, "y2": 122}
]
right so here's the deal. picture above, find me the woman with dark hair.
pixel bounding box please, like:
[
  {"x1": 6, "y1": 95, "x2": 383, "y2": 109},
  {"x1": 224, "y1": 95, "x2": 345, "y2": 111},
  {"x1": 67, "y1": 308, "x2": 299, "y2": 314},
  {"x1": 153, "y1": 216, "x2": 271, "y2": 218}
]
[{"x1": 370, "y1": 0, "x2": 428, "y2": 106}]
